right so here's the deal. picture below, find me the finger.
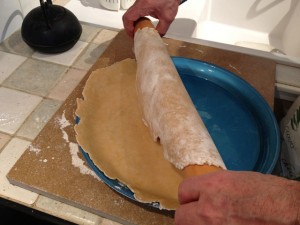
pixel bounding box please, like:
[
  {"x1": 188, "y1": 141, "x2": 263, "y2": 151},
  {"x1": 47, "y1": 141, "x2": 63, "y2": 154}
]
[
  {"x1": 122, "y1": 12, "x2": 136, "y2": 38},
  {"x1": 155, "y1": 20, "x2": 171, "y2": 36},
  {"x1": 123, "y1": 20, "x2": 135, "y2": 38},
  {"x1": 178, "y1": 171, "x2": 219, "y2": 204},
  {"x1": 175, "y1": 201, "x2": 201, "y2": 225},
  {"x1": 178, "y1": 176, "x2": 203, "y2": 204},
  {"x1": 122, "y1": 1, "x2": 144, "y2": 38}
]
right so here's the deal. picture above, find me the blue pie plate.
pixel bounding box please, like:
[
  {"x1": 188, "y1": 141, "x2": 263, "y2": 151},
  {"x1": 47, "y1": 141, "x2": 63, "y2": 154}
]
[{"x1": 79, "y1": 57, "x2": 280, "y2": 208}]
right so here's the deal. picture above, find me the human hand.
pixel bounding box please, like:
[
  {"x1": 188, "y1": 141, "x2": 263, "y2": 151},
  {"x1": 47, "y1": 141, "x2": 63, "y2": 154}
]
[
  {"x1": 175, "y1": 170, "x2": 300, "y2": 225},
  {"x1": 122, "y1": 0, "x2": 180, "y2": 37}
]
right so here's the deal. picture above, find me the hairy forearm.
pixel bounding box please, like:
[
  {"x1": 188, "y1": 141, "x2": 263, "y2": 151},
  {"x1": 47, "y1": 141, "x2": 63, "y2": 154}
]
[
  {"x1": 278, "y1": 178, "x2": 300, "y2": 225},
  {"x1": 258, "y1": 177, "x2": 300, "y2": 225},
  {"x1": 289, "y1": 180, "x2": 300, "y2": 225}
]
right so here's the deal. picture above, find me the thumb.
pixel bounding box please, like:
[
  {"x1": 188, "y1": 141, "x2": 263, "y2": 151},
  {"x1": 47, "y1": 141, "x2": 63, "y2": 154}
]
[{"x1": 155, "y1": 20, "x2": 171, "y2": 36}]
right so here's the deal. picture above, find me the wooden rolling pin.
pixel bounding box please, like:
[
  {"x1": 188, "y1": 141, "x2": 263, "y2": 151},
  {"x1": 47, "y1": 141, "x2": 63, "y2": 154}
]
[{"x1": 133, "y1": 17, "x2": 224, "y2": 178}]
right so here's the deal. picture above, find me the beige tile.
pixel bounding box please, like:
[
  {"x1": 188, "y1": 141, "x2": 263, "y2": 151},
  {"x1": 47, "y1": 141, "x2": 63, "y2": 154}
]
[
  {"x1": 52, "y1": 0, "x2": 70, "y2": 6},
  {"x1": 3, "y1": 58, "x2": 67, "y2": 97},
  {"x1": 80, "y1": 24, "x2": 103, "y2": 43},
  {"x1": 101, "y1": 219, "x2": 122, "y2": 225},
  {"x1": 93, "y1": 29, "x2": 118, "y2": 45},
  {"x1": 0, "y1": 30, "x2": 34, "y2": 57},
  {"x1": 0, "y1": 132, "x2": 11, "y2": 152},
  {"x1": 48, "y1": 68, "x2": 87, "y2": 101},
  {"x1": 17, "y1": 99, "x2": 62, "y2": 140},
  {"x1": 35, "y1": 196, "x2": 103, "y2": 225},
  {"x1": 0, "y1": 138, "x2": 39, "y2": 205},
  {"x1": 0, "y1": 87, "x2": 42, "y2": 135},
  {"x1": 32, "y1": 41, "x2": 88, "y2": 66},
  {"x1": 0, "y1": 51, "x2": 27, "y2": 84},
  {"x1": 73, "y1": 43, "x2": 108, "y2": 71}
]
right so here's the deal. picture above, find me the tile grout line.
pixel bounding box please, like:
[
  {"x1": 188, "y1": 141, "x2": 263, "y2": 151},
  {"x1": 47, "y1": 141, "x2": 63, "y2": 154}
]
[{"x1": 0, "y1": 21, "x2": 121, "y2": 224}]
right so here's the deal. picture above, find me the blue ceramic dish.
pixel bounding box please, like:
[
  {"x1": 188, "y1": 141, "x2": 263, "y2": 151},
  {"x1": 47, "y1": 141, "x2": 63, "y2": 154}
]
[{"x1": 79, "y1": 57, "x2": 280, "y2": 209}]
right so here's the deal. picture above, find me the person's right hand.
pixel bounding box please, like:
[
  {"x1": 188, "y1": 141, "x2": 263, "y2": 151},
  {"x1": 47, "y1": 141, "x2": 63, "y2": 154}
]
[
  {"x1": 122, "y1": 0, "x2": 180, "y2": 38},
  {"x1": 175, "y1": 170, "x2": 300, "y2": 225}
]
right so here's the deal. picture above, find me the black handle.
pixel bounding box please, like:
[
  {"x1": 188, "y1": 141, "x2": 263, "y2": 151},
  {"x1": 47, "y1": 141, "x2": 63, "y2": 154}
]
[{"x1": 40, "y1": 0, "x2": 53, "y2": 28}]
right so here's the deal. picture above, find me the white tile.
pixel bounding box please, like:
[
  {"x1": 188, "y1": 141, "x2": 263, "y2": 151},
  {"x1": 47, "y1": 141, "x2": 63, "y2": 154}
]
[
  {"x1": 0, "y1": 138, "x2": 39, "y2": 205},
  {"x1": 0, "y1": 87, "x2": 42, "y2": 135},
  {"x1": 17, "y1": 99, "x2": 61, "y2": 140},
  {"x1": 36, "y1": 196, "x2": 103, "y2": 225},
  {"x1": 0, "y1": 51, "x2": 27, "y2": 84},
  {"x1": 32, "y1": 41, "x2": 88, "y2": 66}
]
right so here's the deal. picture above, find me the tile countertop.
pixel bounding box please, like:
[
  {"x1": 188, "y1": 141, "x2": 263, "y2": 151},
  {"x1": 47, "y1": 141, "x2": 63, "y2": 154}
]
[
  {"x1": 0, "y1": 2, "x2": 279, "y2": 225},
  {"x1": 0, "y1": 18, "x2": 122, "y2": 225}
]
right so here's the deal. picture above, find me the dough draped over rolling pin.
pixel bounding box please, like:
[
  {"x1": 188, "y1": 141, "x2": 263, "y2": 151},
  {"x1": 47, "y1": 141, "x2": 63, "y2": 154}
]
[{"x1": 134, "y1": 27, "x2": 226, "y2": 170}]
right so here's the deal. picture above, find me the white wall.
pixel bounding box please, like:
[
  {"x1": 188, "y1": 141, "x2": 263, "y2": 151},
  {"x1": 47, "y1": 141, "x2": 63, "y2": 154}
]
[
  {"x1": 19, "y1": 0, "x2": 39, "y2": 15},
  {"x1": 0, "y1": 0, "x2": 38, "y2": 43},
  {"x1": 206, "y1": 0, "x2": 291, "y2": 33},
  {"x1": 282, "y1": 1, "x2": 300, "y2": 57}
]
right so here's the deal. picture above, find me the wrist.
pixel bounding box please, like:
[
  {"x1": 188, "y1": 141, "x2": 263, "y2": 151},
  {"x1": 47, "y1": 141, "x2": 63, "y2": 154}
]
[
  {"x1": 287, "y1": 180, "x2": 300, "y2": 224},
  {"x1": 295, "y1": 199, "x2": 300, "y2": 224}
]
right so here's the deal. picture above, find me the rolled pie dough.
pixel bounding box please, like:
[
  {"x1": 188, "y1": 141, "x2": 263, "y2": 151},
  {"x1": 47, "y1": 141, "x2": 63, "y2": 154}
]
[
  {"x1": 75, "y1": 27, "x2": 226, "y2": 210},
  {"x1": 75, "y1": 59, "x2": 182, "y2": 210},
  {"x1": 134, "y1": 27, "x2": 226, "y2": 170}
]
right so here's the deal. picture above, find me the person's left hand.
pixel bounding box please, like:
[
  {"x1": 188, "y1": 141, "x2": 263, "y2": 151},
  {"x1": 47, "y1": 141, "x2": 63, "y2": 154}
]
[{"x1": 122, "y1": 0, "x2": 179, "y2": 37}]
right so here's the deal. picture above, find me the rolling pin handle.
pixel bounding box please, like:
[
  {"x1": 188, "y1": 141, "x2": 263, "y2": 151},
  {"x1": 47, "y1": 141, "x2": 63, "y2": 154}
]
[
  {"x1": 183, "y1": 164, "x2": 223, "y2": 178},
  {"x1": 134, "y1": 17, "x2": 155, "y2": 34}
]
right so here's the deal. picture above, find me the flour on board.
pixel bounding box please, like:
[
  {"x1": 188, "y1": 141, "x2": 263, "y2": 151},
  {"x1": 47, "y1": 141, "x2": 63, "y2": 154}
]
[
  {"x1": 56, "y1": 110, "x2": 99, "y2": 180},
  {"x1": 56, "y1": 110, "x2": 71, "y2": 129},
  {"x1": 38, "y1": 158, "x2": 48, "y2": 163},
  {"x1": 69, "y1": 142, "x2": 99, "y2": 180},
  {"x1": 229, "y1": 64, "x2": 241, "y2": 74},
  {"x1": 29, "y1": 145, "x2": 41, "y2": 155}
]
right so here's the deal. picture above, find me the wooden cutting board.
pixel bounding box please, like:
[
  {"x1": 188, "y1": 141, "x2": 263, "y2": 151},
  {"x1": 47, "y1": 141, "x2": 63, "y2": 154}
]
[{"x1": 7, "y1": 30, "x2": 276, "y2": 225}]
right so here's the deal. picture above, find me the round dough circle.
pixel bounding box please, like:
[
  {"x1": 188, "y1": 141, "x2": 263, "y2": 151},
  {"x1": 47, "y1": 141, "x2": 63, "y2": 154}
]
[{"x1": 75, "y1": 59, "x2": 183, "y2": 210}]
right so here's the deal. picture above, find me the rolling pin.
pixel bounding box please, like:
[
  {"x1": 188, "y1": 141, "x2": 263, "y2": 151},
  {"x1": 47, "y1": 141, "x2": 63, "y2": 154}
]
[{"x1": 133, "y1": 17, "x2": 225, "y2": 178}]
